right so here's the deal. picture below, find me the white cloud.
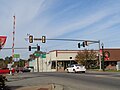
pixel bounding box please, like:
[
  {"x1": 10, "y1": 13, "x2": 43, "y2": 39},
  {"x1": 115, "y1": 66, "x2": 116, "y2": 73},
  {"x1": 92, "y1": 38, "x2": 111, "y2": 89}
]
[
  {"x1": 1, "y1": 0, "x2": 120, "y2": 58},
  {"x1": 42, "y1": 9, "x2": 113, "y2": 38}
]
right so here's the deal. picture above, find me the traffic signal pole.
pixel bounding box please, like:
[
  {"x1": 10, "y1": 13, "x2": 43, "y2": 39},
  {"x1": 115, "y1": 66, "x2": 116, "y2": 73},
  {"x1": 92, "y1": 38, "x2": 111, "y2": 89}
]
[
  {"x1": 36, "y1": 44, "x2": 39, "y2": 72},
  {"x1": 101, "y1": 43, "x2": 105, "y2": 71},
  {"x1": 98, "y1": 40, "x2": 102, "y2": 71},
  {"x1": 29, "y1": 35, "x2": 102, "y2": 71}
]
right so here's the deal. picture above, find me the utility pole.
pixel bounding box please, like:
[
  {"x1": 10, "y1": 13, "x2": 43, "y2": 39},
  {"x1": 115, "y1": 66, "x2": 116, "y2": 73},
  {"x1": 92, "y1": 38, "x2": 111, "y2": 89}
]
[{"x1": 37, "y1": 57, "x2": 39, "y2": 72}]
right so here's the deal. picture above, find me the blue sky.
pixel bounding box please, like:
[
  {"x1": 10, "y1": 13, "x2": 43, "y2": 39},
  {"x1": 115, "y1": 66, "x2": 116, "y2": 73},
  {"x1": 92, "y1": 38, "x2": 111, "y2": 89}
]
[{"x1": 0, "y1": 0, "x2": 120, "y2": 59}]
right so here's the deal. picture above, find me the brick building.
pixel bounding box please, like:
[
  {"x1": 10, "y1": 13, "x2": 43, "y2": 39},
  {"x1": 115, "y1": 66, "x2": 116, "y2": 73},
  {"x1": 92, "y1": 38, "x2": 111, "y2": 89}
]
[{"x1": 104, "y1": 48, "x2": 120, "y2": 70}]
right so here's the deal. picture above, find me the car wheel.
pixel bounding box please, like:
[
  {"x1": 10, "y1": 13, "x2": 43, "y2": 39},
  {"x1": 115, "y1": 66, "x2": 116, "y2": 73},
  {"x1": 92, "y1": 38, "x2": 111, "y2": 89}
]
[
  {"x1": 82, "y1": 71, "x2": 85, "y2": 73},
  {"x1": 67, "y1": 69, "x2": 69, "y2": 73},
  {"x1": 73, "y1": 69, "x2": 76, "y2": 73}
]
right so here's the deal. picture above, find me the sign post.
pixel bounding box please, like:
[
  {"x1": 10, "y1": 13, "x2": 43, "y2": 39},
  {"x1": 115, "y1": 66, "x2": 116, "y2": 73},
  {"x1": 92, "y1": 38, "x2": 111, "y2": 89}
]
[{"x1": 34, "y1": 53, "x2": 40, "y2": 72}]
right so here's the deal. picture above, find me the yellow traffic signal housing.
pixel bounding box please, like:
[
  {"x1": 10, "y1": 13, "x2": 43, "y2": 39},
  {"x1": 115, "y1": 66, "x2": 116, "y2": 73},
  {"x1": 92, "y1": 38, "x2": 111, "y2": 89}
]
[
  {"x1": 42, "y1": 36, "x2": 46, "y2": 43},
  {"x1": 85, "y1": 41, "x2": 88, "y2": 46},
  {"x1": 29, "y1": 35, "x2": 33, "y2": 43}
]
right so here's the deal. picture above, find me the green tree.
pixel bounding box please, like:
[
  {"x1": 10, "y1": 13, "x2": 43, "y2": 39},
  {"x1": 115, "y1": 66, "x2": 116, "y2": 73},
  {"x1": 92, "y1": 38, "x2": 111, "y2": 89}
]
[
  {"x1": 29, "y1": 51, "x2": 45, "y2": 59},
  {"x1": 4, "y1": 56, "x2": 13, "y2": 65},
  {"x1": 0, "y1": 58, "x2": 6, "y2": 68},
  {"x1": 75, "y1": 49, "x2": 97, "y2": 69},
  {"x1": 18, "y1": 59, "x2": 25, "y2": 67}
]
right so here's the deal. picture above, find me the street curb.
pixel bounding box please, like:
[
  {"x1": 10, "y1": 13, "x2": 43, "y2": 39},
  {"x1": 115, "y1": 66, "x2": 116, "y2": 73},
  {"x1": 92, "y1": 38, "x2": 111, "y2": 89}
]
[
  {"x1": 15, "y1": 84, "x2": 64, "y2": 90},
  {"x1": 16, "y1": 85, "x2": 51, "y2": 90}
]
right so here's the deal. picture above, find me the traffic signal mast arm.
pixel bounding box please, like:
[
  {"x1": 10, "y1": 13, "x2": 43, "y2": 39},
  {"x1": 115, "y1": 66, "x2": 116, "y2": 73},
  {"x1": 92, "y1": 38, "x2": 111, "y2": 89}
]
[
  {"x1": 34, "y1": 38, "x2": 99, "y2": 43},
  {"x1": 29, "y1": 35, "x2": 100, "y2": 49},
  {"x1": 29, "y1": 35, "x2": 99, "y2": 43},
  {"x1": 47, "y1": 39, "x2": 99, "y2": 43},
  {"x1": 34, "y1": 38, "x2": 42, "y2": 40}
]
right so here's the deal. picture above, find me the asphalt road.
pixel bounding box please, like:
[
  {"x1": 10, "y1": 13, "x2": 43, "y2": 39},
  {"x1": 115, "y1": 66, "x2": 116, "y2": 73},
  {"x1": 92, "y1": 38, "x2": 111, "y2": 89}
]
[{"x1": 5, "y1": 71, "x2": 120, "y2": 90}]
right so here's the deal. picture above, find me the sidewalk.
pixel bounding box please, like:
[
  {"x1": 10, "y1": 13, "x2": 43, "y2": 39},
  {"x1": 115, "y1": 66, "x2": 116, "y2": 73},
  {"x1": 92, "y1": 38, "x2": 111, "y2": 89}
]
[
  {"x1": 16, "y1": 84, "x2": 64, "y2": 90},
  {"x1": 87, "y1": 69, "x2": 120, "y2": 74},
  {"x1": 16, "y1": 84, "x2": 51, "y2": 90}
]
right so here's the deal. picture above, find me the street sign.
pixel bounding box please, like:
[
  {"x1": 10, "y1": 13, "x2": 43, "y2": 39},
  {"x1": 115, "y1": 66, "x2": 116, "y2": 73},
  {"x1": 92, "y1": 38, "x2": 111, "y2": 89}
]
[
  {"x1": 14, "y1": 54, "x2": 20, "y2": 58},
  {"x1": 34, "y1": 53, "x2": 41, "y2": 57},
  {"x1": 42, "y1": 54, "x2": 46, "y2": 58},
  {"x1": 32, "y1": 47, "x2": 37, "y2": 49},
  {"x1": 0, "y1": 36, "x2": 7, "y2": 50}
]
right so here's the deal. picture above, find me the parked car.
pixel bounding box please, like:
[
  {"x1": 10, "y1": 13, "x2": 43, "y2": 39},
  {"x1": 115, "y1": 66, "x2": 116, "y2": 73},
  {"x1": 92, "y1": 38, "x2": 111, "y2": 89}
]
[
  {"x1": 66, "y1": 64, "x2": 86, "y2": 73},
  {"x1": 0, "y1": 68, "x2": 15, "y2": 74},
  {"x1": 22, "y1": 68, "x2": 31, "y2": 72},
  {"x1": 16, "y1": 67, "x2": 31, "y2": 73}
]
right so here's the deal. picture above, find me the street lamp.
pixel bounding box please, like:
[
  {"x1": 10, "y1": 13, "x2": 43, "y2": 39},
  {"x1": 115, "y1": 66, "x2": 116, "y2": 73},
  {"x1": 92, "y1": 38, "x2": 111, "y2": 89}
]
[{"x1": 101, "y1": 43, "x2": 105, "y2": 71}]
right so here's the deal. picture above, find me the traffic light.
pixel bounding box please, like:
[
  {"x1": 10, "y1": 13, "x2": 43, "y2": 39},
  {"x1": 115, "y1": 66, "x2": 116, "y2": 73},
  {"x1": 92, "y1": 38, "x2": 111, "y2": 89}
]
[
  {"x1": 82, "y1": 42, "x2": 85, "y2": 47},
  {"x1": 78, "y1": 43, "x2": 80, "y2": 48},
  {"x1": 29, "y1": 46, "x2": 31, "y2": 51},
  {"x1": 29, "y1": 35, "x2": 33, "y2": 43},
  {"x1": 84, "y1": 41, "x2": 88, "y2": 46},
  {"x1": 37, "y1": 46, "x2": 40, "y2": 51},
  {"x1": 42, "y1": 36, "x2": 46, "y2": 43}
]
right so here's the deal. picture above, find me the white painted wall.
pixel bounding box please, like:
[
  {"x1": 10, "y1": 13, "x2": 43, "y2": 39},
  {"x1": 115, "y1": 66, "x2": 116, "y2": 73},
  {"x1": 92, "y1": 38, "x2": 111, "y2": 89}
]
[{"x1": 29, "y1": 50, "x2": 81, "y2": 72}]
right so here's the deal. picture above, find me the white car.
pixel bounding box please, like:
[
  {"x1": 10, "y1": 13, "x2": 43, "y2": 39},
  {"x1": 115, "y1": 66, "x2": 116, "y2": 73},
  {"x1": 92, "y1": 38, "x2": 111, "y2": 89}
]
[{"x1": 66, "y1": 64, "x2": 86, "y2": 73}]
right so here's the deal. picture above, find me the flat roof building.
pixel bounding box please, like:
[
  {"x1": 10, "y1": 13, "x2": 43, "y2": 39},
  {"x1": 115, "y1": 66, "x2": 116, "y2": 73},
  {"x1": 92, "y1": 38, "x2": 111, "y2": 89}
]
[{"x1": 29, "y1": 49, "x2": 120, "y2": 72}]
